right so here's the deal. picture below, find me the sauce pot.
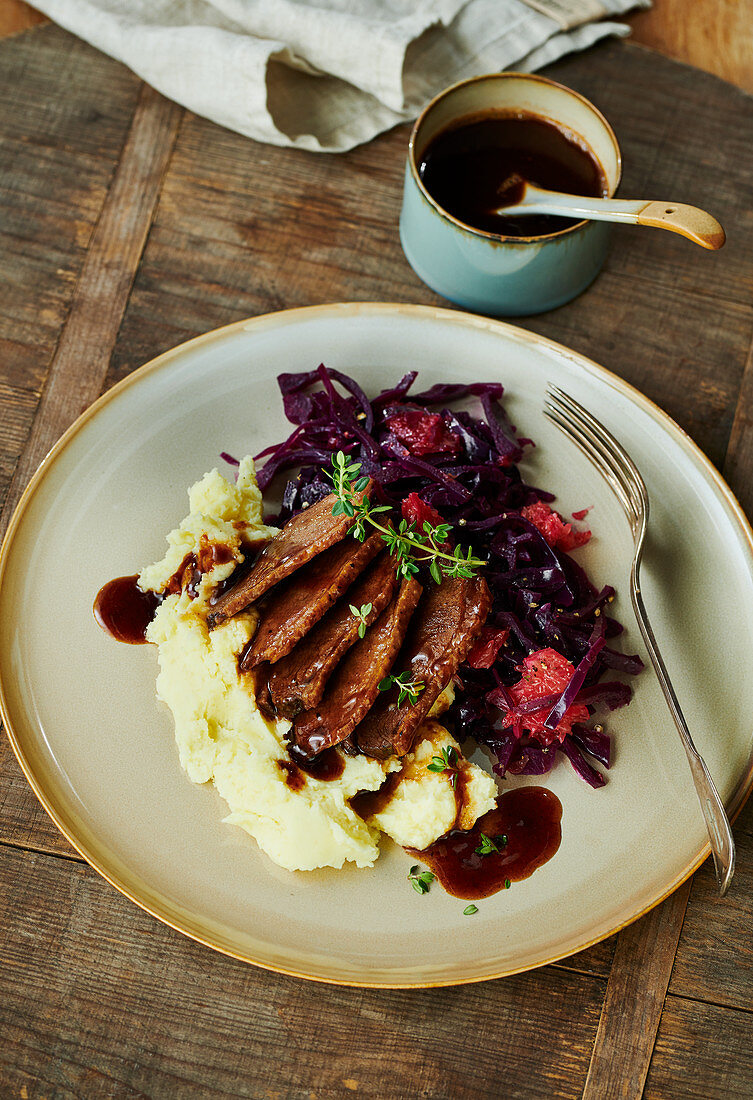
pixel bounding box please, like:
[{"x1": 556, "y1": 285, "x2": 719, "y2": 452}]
[{"x1": 399, "y1": 72, "x2": 622, "y2": 316}]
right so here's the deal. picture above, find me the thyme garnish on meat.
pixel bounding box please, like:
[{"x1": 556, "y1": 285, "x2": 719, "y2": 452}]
[
  {"x1": 327, "y1": 451, "x2": 484, "y2": 583},
  {"x1": 349, "y1": 601, "x2": 373, "y2": 639},
  {"x1": 379, "y1": 671, "x2": 425, "y2": 707}
]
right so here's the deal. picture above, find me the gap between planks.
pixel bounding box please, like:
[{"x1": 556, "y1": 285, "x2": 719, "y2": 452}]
[
  {"x1": 0, "y1": 81, "x2": 182, "y2": 545},
  {"x1": 582, "y1": 879, "x2": 692, "y2": 1100},
  {"x1": 723, "y1": 336, "x2": 753, "y2": 521}
]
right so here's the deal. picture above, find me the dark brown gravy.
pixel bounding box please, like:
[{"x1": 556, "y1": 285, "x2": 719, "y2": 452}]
[
  {"x1": 351, "y1": 746, "x2": 471, "y2": 829},
  {"x1": 418, "y1": 112, "x2": 607, "y2": 238},
  {"x1": 278, "y1": 742, "x2": 346, "y2": 789},
  {"x1": 167, "y1": 536, "x2": 235, "y2": 600},
  {"x1": 94, "y1": 537, "x2": 237, "y2": 643},
  {"x1": 407, "y1": 786, "x2": 562, "y2": 900},
  {"x1": 92, "y1": 575, "x2": 161, "y2": 645}
]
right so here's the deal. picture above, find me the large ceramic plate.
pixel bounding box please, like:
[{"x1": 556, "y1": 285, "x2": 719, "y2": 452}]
[{"x1": 2, "y1": 303, "x2": 752, "y2": 987}]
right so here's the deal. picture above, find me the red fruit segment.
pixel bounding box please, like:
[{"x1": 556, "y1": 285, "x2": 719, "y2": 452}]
[
  {"x1": 466, "y1": 626, "x2": 509, "y2": 669},
  {"x1": 386, "y1": 408, "x2": 461, "y2": 456},
  {"x1": 521, "y1": 500, "x2": 591, "y2": 551},
  {"x1": 496, "y1": 647, "x2": 590, "y2": 746},
  {"x1": 400, "y1": 492, "x2": 445, "y2": 533}
]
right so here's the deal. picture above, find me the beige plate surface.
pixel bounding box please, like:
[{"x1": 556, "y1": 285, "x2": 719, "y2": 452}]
[{"x1": 2, "y1": 303, "x2": 753, "y2": 987}]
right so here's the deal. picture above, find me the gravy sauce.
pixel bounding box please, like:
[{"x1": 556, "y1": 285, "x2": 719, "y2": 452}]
[
  {"x1": 418, "y1": 112, "x2": 607, "y2": 238},
  {"x1": 407, "y1": 785, "x2": 562, "y2": 900},
  {"x1": 93, "y1": 575, "x2": 161, "y2": 645}
]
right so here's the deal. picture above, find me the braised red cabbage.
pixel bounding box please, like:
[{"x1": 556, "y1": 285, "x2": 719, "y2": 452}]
[{"x1": 250, "y1": 364, "x2": 642, "y2": 787}]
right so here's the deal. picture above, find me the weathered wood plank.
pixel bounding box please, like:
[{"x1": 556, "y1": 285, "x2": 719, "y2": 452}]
[
  {"x1": 644, "y1": 994, "x2": 753, "y2": 1099},
  {"x1": 581, "y1": 880, "x2": 693, "y2": 1100},
  {"x1": 628, "y1": 1, "x2": 753, "y2": 94},
  {"x1": 668, "y1": 796, "x2": 753, "y2": 1012},
  {"x1": 0, "y1": 83, "x2": 182, "y2": 540},
  {"x1": 0, "y1": 27, "x2": 146, "y2": 517},
  {"x1": 724, "y1": 341, "x2": 753, "y2": 519},
  {"x1": 0, "y1": 737, "x2": 78, "y2": 859},
  {"x1": 0, "y1": 844, "x2": 607, "y2": 1100}
]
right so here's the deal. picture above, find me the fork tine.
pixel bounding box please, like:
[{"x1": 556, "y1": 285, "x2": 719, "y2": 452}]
[
  {"x1": 548, "y1": 387, "x2": 648, "y2": 522},
  {"x1": 543, "y1": 402, "x2": 637, "y2": 522},
  {"x1": 545, "y1": 393, "x2": 644, "y2": 529}
]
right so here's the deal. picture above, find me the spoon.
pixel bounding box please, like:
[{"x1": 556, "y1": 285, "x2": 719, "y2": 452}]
[{"x1": 493, "y1": 175, "x2": 725, "y2": 250}]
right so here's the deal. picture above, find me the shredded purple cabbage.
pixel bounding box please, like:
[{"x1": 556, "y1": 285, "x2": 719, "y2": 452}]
[{"x1": 254, "y1": 364, "x2": 642, "y2": 788}]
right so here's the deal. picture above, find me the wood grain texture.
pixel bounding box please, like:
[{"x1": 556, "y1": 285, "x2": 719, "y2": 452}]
[
  {"x1": 668, "y1": 795, "x2": 753, "y2": 1012},
  {"x1": 0, "y1": 82, "x2": 182, "y2": 542},
  {"x1": 0, "y1": 0, "x2": 45, "y2": 37},
  {"x1": 581, "y1": 880, "x2": 692, "y2": 1100},
  {"x1": 0, "y1": 844, "x2": 607, "y2": 1099},
  {"x1": 629, "y1": 0, "x2": 753, "y2": 95},
  {"x1": 0, "y1": 26, "x2": 144, "y2": 519},
  {"x1": 724, "y1": 340, "x2": 753, "y2": 520},
  {"x1": 644, "y1": 995, "x2": 753, "y2": 1099}
]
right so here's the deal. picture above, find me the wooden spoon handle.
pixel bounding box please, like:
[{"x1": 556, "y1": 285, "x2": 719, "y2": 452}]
[
  {"x1": 496, "y1": 191, "x2": 726, "y2": 250},
  {"x1": 635, "y1": 200, "x2": 726, "y2": 249}
]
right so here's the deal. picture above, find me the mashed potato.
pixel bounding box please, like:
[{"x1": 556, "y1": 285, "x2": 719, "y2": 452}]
[{"x1": 140, "y1": 458, "x2": 497, "y2": 872}]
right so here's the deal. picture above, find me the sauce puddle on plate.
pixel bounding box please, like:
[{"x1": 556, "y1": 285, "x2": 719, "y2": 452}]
[
  {"x1": 93, "y1": 575, "x2": 161, "y2": 644},
  {"x1": 407, "y1": 786, "x2": 562, "y2": 900}
]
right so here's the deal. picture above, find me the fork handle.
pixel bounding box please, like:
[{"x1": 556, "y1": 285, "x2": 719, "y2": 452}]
[{"x1": 631, "y1": 572, "x2": 736, "y2": 896}]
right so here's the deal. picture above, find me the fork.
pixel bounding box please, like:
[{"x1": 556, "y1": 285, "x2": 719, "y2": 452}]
[{"x1": 544, "y1": 386, "x2": 735, "y2": 897}]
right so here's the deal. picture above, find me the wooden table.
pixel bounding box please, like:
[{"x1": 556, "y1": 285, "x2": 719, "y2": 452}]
[{"x1": 1, "y1": 21, "x2": 753, "y2": 1100}]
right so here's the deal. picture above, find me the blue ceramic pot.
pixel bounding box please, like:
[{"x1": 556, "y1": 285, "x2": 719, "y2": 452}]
[{"x1": 400, "y1": 73, "x2": 622, "y2": 317}]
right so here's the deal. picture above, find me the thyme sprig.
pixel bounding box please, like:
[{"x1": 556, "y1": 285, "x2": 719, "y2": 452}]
[
  {"x1": 475, "y1": 833, "x2": 507, "y2": 857},
  {"x1": 408, "y1": 865, "x2": 435, "y2": 895},
  {"x1": 327, "y1": 451, "x2": 484, "y2": 583},
  {"x1": 349, "y1": 601, "x2": 373, "y2": 639},
  {"x1": 427, "y1": 744, "x2": 459, "y2": 789},
  {"x1": 379, "y1": 671, "x2": 425, "y2": 707}
]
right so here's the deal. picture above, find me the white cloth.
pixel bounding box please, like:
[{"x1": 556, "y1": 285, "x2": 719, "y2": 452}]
[{"x1": 36, "y1": 0, "x2": 649, "y2": 151}]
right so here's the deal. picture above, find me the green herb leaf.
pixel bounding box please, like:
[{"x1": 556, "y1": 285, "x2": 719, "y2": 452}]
[
  {"x1": 428, "y1": 745, "x2": 457, "y2": 773},
  {"x1": 408, "y1": 866, "x2": 435, "y2": 895},
  {"x1": 380, "y1": 671, "x2": 426, "y2": 707},
  {"x1": 326, "y1": 453, "x2": 484, "y2": 584},
  {"x1": 504, "y1": 879, "x2": 511, "y2": 889},
  {"x1": 475, "y1": 833, "x2": 499, "y2": 856},
  {"x1": 350, "y1": 601, "x2": 373, "y2": 641},
  {"x1": 463, "y1": 904, "x2": 478, "y2": 916}
]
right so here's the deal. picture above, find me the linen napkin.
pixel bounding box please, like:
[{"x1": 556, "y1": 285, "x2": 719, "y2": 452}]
[{"x1": 35, "y1": 0, "x2": 649, "y2": 151}]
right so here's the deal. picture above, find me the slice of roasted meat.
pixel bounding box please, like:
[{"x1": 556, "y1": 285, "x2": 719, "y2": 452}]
[
  {"x1": 206, "y1": 482, "x2": 372, "y2": 629},
  {"x1": 239, "y1": 531, "x2": 384, "y2": 670},
  {"x1": 355, "y1": 574, "x2": 491, "y2": 760},
  {"x1": 292, "y1": 574, "x2": 422, "y2": 757},
  {"x1": 267, "y1": 550, "x2": 400, "y2": 719}
]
